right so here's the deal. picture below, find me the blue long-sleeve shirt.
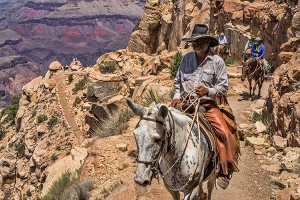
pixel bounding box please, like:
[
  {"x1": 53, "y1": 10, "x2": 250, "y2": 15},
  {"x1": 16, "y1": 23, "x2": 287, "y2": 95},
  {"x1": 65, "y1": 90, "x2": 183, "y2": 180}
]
[{"x1": 251, "y1": 44, "x2": 265, "y2": 59}]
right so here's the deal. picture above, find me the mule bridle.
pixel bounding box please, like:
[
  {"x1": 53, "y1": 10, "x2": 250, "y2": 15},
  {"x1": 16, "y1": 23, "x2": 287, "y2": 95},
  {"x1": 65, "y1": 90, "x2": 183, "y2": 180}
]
[{"x1": 135, "y1": 114, "x2": 175, "y2": 180}]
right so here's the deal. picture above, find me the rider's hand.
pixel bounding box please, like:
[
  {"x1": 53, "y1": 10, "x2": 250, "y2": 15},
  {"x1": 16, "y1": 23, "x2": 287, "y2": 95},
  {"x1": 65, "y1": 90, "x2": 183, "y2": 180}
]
[
  {"x1": 195, "y1": 86, "x2": 209, "y2": 97},
  {"x1": 169, "y1": 99, "x2": 182, "y2": 107}
]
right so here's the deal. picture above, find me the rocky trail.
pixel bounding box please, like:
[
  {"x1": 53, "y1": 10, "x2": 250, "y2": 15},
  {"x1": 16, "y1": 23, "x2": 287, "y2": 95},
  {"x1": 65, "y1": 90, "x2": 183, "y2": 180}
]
[
  {"x1": 102, "y1": 66, "x2": 274, "y2": 200},
  {"x1": 57, "y1": 72, "x2": 84, "y2": 144}
]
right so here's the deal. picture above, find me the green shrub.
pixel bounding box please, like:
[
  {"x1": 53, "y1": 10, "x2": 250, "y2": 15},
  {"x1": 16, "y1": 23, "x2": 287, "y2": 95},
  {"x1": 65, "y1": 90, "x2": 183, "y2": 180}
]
[
  {"x1": 142, "y1": 89, "x2": 164, "y2": 106},
  {"x1": 292, "y1": 80, "x2": 300, "y2": 91},
  {"x1": 51, "y1": 154, "x2": 58, "y2": 161},
  {"x1": 30, "y1": 110, "x2": 37, "y2": 119},
  {"x1": 68, "y1": 74, "x2": 74, "y2": 84},
  {"x1": 72, "y1": 77, "x2": 87, "y2": 93},
  {"x1": 15, "y1": 137, "x2": 25, "y2": 157},
  {"x1": 41, "y1": 171, "x2": 72, "y2": 200},
  {"x1": 48, "y1": 116, "x2": 58, "y2": 129},
  {"x1": 26, "y1": 189, "x2": 32, "y2": 197},
  {"x1": 225, "y1": 57, "x2": 236, "y2": 65},
  {"x1": 169, "y1": 52, "x2": 183, "y2": 78},
  {"x1": 0, "y1": 123, "x2": 5, "y2": 140},
  {"x1": 99, "y1": 61, "x2": 117, "y2": 74},
  {"x1": 252, "y1": 112, "x2": 262, "y2": 123},
  {"x1": 1, "y1": 94, "x2": 21, "y2": 124},
  {"x1": 73, "y1": 97, "x2": 81, "y2": 106},
  {"x1": 37, "y1": 114, "x2": 48, "y2": 123},
  {"x1": 139, "y1": 56, "x2": 146, "y2": 65},
  {"x1": 133, "y1": 19, "x2": 141, "y2": 32}
]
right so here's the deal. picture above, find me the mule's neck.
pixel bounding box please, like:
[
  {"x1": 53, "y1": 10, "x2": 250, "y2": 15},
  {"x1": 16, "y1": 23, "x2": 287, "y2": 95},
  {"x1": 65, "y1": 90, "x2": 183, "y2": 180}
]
[{"x1": 165, "y1": 109, "x2": 192, "y2": 158}]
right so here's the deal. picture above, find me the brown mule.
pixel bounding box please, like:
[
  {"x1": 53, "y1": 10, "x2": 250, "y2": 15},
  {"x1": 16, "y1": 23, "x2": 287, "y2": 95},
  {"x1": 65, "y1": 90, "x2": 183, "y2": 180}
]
[{"x1": 241, "y1": 57, "x2": 265, "y2": 100}]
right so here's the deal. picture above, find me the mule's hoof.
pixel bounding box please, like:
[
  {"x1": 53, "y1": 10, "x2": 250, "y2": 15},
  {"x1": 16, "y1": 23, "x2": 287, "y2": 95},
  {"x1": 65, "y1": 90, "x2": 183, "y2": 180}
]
[{"x1": 217, "y1": 177, "x2": 230, "y2": 189}]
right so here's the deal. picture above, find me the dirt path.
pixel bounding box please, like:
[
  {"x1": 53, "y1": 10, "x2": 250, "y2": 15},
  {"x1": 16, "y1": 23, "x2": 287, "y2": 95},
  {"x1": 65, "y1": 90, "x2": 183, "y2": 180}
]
[
  {"x1": 105, "y1": 77, "x2": 273, "y2": 200},
  {"x1": 57, "y1": 72, "x2": 84, "y2": 144}
]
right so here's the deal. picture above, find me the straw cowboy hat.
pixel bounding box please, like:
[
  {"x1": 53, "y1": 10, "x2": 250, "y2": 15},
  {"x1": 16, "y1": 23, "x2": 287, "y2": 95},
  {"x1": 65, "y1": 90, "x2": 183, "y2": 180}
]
[{"x1": 183, "y1": 24, "x2": 219, "y2": 47}]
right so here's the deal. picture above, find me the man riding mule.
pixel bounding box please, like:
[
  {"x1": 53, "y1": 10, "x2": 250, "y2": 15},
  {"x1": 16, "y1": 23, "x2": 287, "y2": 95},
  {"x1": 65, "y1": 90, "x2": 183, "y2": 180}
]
[
  {"x1": 241, "y1": 36, "x2": 266, "y2": 99},
  {"x1": 241, "y1": 33, "x2": 255, "y2": 63},
  {"x1": 170, "y1": 24, "x2": 240, "y2": 190},
  {"x1": 217, "y1": 32, "x2": 230, "y2": 59}
]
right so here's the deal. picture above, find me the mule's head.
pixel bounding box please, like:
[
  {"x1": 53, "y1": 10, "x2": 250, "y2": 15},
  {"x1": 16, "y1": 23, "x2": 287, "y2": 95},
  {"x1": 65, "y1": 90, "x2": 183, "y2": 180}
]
[{"x1": 127, "y1": 100, "x2": 168, "y2": 187}]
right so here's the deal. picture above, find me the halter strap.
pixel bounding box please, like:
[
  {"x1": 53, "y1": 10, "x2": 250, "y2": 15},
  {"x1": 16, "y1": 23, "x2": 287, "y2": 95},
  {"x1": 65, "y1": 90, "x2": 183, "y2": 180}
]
[{"x1": 141, "y1": 116, "x2": 166, "y2": 126}]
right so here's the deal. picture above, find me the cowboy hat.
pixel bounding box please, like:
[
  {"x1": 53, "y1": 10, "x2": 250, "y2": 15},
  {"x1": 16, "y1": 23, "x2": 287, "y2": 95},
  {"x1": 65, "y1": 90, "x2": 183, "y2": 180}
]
[
  {"x1": 255, "y1": 37, "x2": 262, "y2": 41},
  {"x1": 220, "y1": 32, "x2": 225, "y2": 36},
  {"x1": 182, "y1": 24, "x2": 219, "y2": 47}
]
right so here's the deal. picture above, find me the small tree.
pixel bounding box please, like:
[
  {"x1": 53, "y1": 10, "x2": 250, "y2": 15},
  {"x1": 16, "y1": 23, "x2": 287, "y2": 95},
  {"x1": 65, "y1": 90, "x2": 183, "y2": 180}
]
[
  {"x1": 169, "y1": 52, "x2": 183, "y2": 78},
  {"x1": 1, "y1": 94, "x2": 21, "y2": 124}
]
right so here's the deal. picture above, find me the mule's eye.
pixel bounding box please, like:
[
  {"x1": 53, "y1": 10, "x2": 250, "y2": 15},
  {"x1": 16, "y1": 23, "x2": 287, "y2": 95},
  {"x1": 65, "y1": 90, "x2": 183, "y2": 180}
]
[
  {"x1": 153, "y1": 135, "x2": 161, "y2": 143},
  {"x1": 154, "y1": 138, "x2": 161, "y2": 143}
]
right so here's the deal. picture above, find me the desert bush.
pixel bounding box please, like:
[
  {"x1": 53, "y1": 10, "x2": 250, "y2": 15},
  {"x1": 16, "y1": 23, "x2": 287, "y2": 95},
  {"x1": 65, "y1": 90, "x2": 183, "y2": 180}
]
[
  {"x1": 48, "y1": 116, "x2": 58, "y2": 129},
  {"x1": 92, "y1": 109, "x2": 133, "y2": 138},
  {"x1": 15, "y1": 137, "x2": 25, "y2": 157},
  {"x1": 169, "y1": 52, "x2": 183, "y2": 78},
  {"x1": 0, "y1": 123, "x2": 5, "y2": 140},
  {"x1": 73, "y1": 97, "x2": 81, "y2": 106},
  {"x1": 139, "y1": 56, "x2": 146, "y2": 65},
  {"x1": 225, "y1": 57, "x2": 236, "y2": 65},
  {"x1": 1, "y1": 94, "x2": 21, "y2": 124},
  {"x1": 37, "y1": 114, "x2": 48, "y2": 123},
  {"x1": 72, "y1": 77, "x2": 87, "y2": 93},
  {"x1": 292, "y1": 80, "x2": 300, "y2": 91},
  {"x1": 99, "y1": 61, "x2": 117, "y2": 74},
  {"x1": 68, "y1": 74, "x2": 74, "y2": 84},
  {"x1": 41, "y1": 171, "x2": 93, "y2": 200},
  {"x1": 26, "y1": 189, "x2": 32, "y2": 197},
  {"x1": 132, "y1": 19, "x2": 141, "y2": 32},
  {"x1": 251, "y1": 112, "x2": 262, "y2": 123},
  {"x1": 142, "y1": 89, "x2": 164, "y2": 106},
  {"x1": 50, "y1": 154, "x2": 58, "y2": 161}
]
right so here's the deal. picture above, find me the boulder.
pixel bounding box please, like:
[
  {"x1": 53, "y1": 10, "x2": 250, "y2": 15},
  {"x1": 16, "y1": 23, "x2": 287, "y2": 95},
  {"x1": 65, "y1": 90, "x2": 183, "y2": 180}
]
[
  {"x1": 22, "y1": 76, "x2": 43, "y2": 98},
  {"x1": 49, "y1": 61, "x2": 62, "y2": 71},
  {"x1": 41, "y1": 147, "x2": 87, "y2": 197},
  {"x1": 273, "y1": 135, "x2": 287, "y2": 150},
  {"x1": 82, "y1": 103, "x2": 92, "y2": 111},
  {"x1": 254, "y1": 121, "x2": 267, "y2": 133},
  {"x1": 71, "y1": 64, "x2": 82, "y2": 71},
  {"x1": 280, "y1": 148, "x2": 300, "y2": 174},
  {"x1": 245, "y1": 137, "x2": 266, "y2": 149}
]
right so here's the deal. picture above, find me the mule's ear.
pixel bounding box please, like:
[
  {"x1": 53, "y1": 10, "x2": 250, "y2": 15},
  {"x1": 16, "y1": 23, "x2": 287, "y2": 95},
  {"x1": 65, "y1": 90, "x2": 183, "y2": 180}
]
[
  {"x1": 127, "y1": 99, "x2": 146, "y2": 117},
  {"x1": 157, "y1": 105, "x2": 168, "y2": 119}
]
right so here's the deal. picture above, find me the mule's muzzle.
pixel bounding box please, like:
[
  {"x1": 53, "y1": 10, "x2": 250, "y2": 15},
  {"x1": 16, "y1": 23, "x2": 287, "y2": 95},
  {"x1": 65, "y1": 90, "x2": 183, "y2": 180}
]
[
  {"x1": 134, "y1": 166, "x2": 153, "y2": 187},
  {"x1": 134, "y1": 177, "x2": 151, "y2": 187}
]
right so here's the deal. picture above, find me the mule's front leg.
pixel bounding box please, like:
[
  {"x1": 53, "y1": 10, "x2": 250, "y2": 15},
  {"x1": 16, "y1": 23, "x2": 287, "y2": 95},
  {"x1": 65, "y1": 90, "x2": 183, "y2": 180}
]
[
  {"x1": 165, "y1": 186, "x2": 180, "y2": 200},
  {"x1": 248, "y1": 79, "x2": 252, "y2": 99},
  {"x1": 184, "y1": 186, "x2": 201, "y2": 200}
]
